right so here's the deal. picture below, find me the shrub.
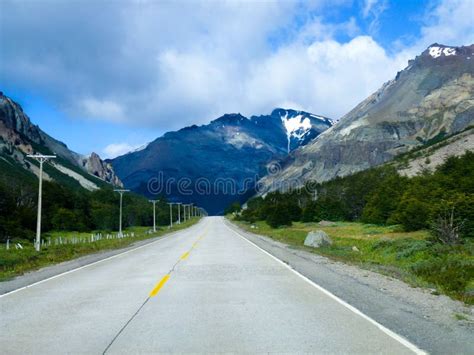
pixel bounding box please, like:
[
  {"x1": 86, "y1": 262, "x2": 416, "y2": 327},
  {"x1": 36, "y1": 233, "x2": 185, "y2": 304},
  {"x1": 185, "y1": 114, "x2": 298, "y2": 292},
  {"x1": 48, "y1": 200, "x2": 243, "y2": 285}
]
[
  {"x1": 395, "y1": 240, "x2": 430, "y2": 259},
  {"x1": 266, "y1": 205, "x2": 293, "y2": 228},
  {"x1": 391, "y1": 196, "x2": 431, "y2": 231},
  {"x1": 430, "y1": 207, "x2": 463, "y2": 245},
  {"x1": 411, "y1": 255, "x2": 474, "y2": 294}
]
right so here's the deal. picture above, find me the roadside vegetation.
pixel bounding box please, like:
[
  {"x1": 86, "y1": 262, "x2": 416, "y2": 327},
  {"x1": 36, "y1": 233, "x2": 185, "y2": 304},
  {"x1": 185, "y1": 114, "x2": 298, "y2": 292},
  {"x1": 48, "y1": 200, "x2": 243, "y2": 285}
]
[
  {"x1": 0, "y1": 157, "x2": 173, "y2": 241},
  {"x1": 230, "y1": 151, "x2": 474, "y2": 303},
  {"x1": 0, "y1": 157, "x2": 202, "y2": 280},
  {"x1": 0, "y1": 218, "x2": 200, "y2": 281}
]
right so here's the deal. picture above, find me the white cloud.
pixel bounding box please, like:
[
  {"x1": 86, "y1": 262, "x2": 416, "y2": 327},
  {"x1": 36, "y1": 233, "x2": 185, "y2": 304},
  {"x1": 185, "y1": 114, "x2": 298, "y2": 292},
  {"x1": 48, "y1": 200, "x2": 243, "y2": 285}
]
[
  {"x1": 81, "y1": 98, "x2": 125, "y2": 122},
  {"x1": 418, "y1": 0, "x2": 474, "y2": 48},
  {"x1": 362, "y1": 0, "x2": 379, "y2": 18},
  {"x1": 1, "y1": 0, "x2": 472, "y2": 134},
  {"x1": 244, "y1": 36, "x2": 410, "y2": 118},
  {"x1": 361, "y1": 0, "x2": 388, "y2": 34},
  {"x1": 102, "y1": 143, "x2": 144, "y2": 159}
]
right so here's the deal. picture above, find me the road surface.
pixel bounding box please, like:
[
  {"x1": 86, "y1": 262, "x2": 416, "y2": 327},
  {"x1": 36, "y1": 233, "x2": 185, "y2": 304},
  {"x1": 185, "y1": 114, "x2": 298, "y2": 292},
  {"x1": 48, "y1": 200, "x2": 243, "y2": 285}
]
[{"x1": 0, "y1": 217, "x2": 423, "y2": 354}]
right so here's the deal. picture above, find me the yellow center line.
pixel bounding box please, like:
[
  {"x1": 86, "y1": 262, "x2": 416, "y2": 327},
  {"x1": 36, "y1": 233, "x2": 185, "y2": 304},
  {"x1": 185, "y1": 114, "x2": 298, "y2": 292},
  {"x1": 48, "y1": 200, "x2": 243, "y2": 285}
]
[
  {"x1": 149, "y1": 274, "x2": 170, "y2": 297},
  {"x1": 148, "y1": 229, "x2": 208, "y2": 298}
]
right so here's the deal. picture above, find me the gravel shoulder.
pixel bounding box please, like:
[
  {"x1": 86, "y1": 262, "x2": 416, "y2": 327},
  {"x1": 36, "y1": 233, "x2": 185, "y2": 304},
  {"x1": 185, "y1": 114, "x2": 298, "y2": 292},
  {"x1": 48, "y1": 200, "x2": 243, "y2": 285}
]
[{"x1": 225, "y1": 219, "x2": 473, "y2": 355}]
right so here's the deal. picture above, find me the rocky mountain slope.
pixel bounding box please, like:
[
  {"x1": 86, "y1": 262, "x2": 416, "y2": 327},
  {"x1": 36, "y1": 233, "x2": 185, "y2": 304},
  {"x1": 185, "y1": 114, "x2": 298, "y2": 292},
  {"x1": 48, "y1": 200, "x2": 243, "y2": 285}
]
[
  {"x1": 392, "y1": 126, "x2": 474, "y2": 177},
  {"x1": 259, "y1": 44, "x2": 474, "y2": 193},
  {"x1": 111, "y1": 109, "x2": 332, "y2": 214},
  {"x1": 0, "y1": 92, "x2": 122, "y2": 190}
]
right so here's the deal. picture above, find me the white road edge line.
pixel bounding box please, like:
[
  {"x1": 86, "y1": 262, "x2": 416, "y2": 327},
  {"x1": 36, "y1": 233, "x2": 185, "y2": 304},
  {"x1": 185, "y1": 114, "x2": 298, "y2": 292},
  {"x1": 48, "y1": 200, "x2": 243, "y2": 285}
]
[
  {"x1": 0, "y1": 220, "x2": 207, "y2": 299},
  {"x1": 225, "y1": 221, "x2": 427, "y2": 355}
]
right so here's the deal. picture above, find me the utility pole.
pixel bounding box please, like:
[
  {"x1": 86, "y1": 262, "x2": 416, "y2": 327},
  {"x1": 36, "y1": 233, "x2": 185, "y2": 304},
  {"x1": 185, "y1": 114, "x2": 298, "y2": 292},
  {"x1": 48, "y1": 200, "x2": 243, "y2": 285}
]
[
  {"x1": 114, "y1": 189, "x2": 130, "y2": 237},
  {"x1": 183, "y1": 204, "x2": 187, "y2": 222},
  {"x1": 189, "y1": 203, "x2": 193, "y2": 219},
  {"x1": 27, "y1": 154, "x2": 56, "y2": 251},
  {"x1": 177, "y1": 202, "x2": 182, "y2": 224},
  {"x1": 149, "y1": 200, "x2": 159, "y2": 232},
  {"x1": 167, "y1": 203, "x2": 174, "y2": 228}
]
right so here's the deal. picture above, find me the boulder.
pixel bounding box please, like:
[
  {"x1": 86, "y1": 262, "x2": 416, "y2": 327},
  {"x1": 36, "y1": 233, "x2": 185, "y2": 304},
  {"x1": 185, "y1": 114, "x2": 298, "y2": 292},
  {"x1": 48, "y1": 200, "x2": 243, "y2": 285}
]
[{"x1": 304, "y1": 230, "x2": 333, "y2": 248}]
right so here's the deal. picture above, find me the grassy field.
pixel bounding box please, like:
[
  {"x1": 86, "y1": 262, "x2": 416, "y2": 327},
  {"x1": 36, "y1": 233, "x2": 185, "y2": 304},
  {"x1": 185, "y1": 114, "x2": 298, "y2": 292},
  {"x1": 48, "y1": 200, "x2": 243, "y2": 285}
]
[
  {"x1": 231, "y1": 218, "x2": 474, "y2": 304},
  {"x1": 0, "y1": 218, "x2": 201, "y2": 281}
]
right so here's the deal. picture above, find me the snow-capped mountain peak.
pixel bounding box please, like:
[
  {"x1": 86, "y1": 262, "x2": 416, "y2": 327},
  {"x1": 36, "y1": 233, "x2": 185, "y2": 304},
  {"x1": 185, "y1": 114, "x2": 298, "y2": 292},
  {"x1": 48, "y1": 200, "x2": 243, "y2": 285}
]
[
  {"x1": 280, "y1": 113, "x2": 312, "y2": 153},
  {"x1": 271, "y1": 108, "x2": 333, "y2": 153},
  {"x1": 429, "y1": 45, "x2": 456, "y2": 58}
]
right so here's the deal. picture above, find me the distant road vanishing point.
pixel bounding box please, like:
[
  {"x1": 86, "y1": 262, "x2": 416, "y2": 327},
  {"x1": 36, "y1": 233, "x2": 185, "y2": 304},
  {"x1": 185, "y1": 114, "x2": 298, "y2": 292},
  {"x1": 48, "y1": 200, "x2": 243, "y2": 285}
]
[{"x1": 0, "y1": 217, "x2": 423, "y2": 354}]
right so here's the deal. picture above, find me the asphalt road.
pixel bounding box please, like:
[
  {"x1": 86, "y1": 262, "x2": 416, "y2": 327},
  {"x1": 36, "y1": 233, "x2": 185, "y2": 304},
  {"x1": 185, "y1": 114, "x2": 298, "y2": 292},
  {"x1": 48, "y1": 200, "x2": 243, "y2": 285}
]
[{"x1": 0, "y1": 217, "x2": 423, "y2": 354}]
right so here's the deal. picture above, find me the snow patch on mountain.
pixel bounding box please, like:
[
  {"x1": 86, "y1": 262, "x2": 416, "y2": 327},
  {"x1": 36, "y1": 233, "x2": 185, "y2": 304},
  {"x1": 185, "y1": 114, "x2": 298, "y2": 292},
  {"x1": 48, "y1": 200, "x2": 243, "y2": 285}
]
[
  {"x1": 310, "y1": 113, "x2": 335, "y2": 124},
  {"x1": 429, "y1": 46, "x2": 456, "y2": 58},
  {"x1": 281, "y1": 113, "x2": 312, "y2": 153}
]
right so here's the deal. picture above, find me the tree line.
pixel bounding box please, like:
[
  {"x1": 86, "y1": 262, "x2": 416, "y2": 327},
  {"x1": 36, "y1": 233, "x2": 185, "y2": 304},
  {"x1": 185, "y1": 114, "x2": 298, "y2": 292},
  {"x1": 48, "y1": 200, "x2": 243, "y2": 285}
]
[
  {"x1": 236, "y1": 151, "x2": 474, "y2": 241},
  {"x1": 0, "y1": 176, "x2": 172, "y2": 242}
]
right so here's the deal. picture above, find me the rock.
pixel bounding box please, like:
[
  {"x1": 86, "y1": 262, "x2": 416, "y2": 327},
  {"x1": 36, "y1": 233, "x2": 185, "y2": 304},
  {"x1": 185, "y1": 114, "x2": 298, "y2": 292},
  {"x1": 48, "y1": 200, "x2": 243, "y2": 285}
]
[
  {"x1": 82, "y1": 152, "x2": 123, "y2": 187},
  {"x1": 250, "y1": 224, "x2": 256, "y2": 229},
  {"x1": 0, "y1": 93, "x2": 123, "y2": 188},
  {"x1": 304, "y1": 230, "x2": 333, "y2": 248},
  {"x1": 319, "y1": 220, "x2": 336, "y2": 227},
  {"x1": 352, "y1": 246, "x2": 360, "y2": 252}
]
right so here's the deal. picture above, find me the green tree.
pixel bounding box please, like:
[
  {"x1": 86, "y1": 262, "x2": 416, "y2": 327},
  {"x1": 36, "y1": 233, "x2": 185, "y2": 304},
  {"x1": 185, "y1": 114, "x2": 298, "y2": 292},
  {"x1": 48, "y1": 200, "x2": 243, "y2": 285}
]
[
  {"x1": 301, "y1": 202, "x2": 317, "y2": 222},
  {"x1": 51, "y1": 208, "x2": 79, "y2": 231},
  {"x1": 224, "y1": 201, "x2": 241, "y2": 215},
  {"x1": 362, "y1": 173, "x2": 408, "y2": 224},
  {"x1": 266, "y1": 204, "x2": 293, "y2": 228},
  {"x1": 390, "y1": 196, "x2": 431, "y2": 231}
]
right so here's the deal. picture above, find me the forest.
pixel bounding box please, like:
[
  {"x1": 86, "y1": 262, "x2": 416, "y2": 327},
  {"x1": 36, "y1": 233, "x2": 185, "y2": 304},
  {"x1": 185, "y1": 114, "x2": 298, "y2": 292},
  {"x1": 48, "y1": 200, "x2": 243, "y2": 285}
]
[
  {"x1": 235, "y1": 151, "x2": 474, "y2": 242},
  {"x1": 0, "y1": 164, "x2": 171, "y2": 242}
]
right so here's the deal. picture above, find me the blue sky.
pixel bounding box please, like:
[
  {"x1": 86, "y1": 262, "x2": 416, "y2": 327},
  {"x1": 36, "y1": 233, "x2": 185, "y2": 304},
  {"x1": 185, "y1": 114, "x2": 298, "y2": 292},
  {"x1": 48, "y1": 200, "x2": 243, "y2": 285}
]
[{"x1": 1, "y1": 0, "x2": 473, "y2": 158}]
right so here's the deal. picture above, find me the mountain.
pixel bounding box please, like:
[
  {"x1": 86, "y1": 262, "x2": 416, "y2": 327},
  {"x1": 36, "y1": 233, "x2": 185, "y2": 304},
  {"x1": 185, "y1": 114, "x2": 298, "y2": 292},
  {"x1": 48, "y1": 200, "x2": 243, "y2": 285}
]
[
  {"x1": 259, "y1": 43, "x2": 474, "y2": 193},
  {"x1": 0, "y1": 92, "x2": 123, "y2": 190},
  {"x1": 110, "y1": 109, "x2": 333, "y2": 214},
  {"x1": 391, "y1": 126, "x2": 474, "y2": 177}
]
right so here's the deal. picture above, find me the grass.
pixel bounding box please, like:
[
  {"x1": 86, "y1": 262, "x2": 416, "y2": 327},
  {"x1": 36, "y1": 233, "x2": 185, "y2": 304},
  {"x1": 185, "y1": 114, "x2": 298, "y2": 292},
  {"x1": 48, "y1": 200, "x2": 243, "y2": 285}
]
[
  {"x1": 454, "y1": 313, "x2": 470, "y2": 321},
  {"x1": 0, "y1": 218, "x2": 201, "y2": 281},
  {"x1": 231, "y1": 218, "x2": 474, "y2": 304}
]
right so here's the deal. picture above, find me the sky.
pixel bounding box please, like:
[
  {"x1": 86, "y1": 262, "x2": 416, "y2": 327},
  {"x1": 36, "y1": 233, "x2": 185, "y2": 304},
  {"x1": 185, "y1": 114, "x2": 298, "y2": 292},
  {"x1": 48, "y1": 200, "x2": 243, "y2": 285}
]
[{"x1": 1, "y1": 0, "x2": 473, "y2": 158}]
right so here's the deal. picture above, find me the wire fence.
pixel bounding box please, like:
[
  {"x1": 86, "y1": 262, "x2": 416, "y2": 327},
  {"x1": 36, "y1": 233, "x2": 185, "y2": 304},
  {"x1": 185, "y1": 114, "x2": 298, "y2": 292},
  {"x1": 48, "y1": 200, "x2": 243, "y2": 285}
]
[{"x1": 1, "y1": 230, "x2": 162, "y2": 251}]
